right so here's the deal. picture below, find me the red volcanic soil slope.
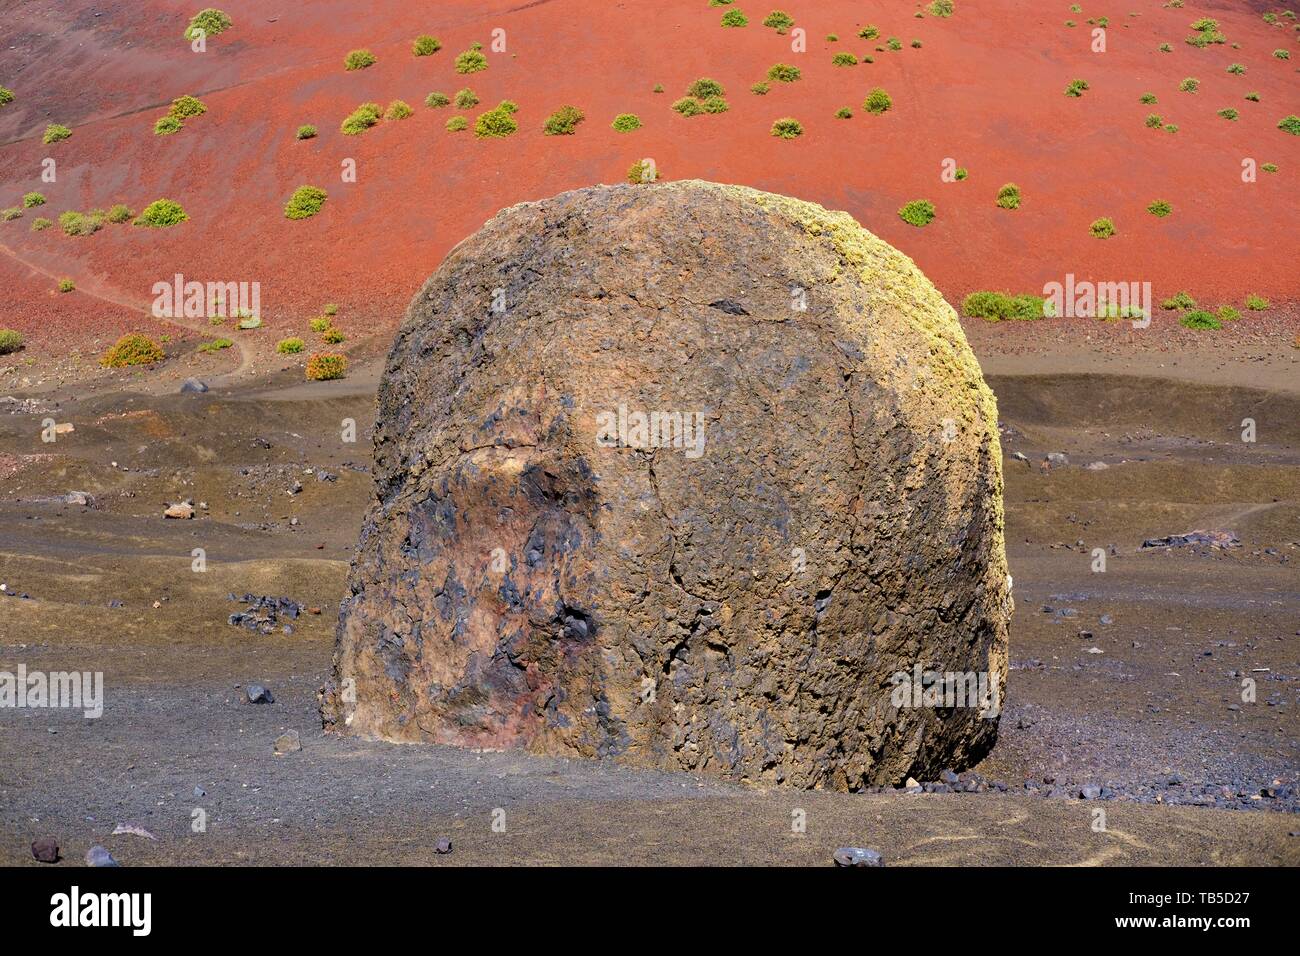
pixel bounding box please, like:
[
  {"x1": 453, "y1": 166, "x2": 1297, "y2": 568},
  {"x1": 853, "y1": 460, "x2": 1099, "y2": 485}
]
[{"x1": 0, "y1": 0, "x2": 1297, "y2": 361}]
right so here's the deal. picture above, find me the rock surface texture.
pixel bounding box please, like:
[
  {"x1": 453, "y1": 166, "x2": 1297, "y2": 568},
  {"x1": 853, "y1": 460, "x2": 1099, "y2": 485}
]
[{"x1": 322, "y1": 181, "x2": 1010, "y2": 790}]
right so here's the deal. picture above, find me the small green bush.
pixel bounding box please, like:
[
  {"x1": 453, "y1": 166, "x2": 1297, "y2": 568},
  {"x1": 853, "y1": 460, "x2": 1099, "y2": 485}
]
[
  {"x1": 763, "y1": 11, "x2": 794, "y2": 33},
  {"x1": 767, "y1": 63, "x2": 801, "y2": 82},
  {"x1": 284, "y1": 186, "x2": 326, "y2": 220},
  {"x1": 928, "y1": 0, "x2": 955, "y2": 16},
  {"x1": 955, "y1": 167, "x2": 968, "y2": 180},
  {"x1": 688, "y1": 78, "x2": 725, "y2": 98},
  {"x1": 277, "y1": 337, "x2": 306, "y2": 354},
  {"x1": 101, "y1": 333, "x2": 164, "y2": 367},
  {"x1": 898, "y1": 199, "x2": 935, "y2": 227},
  {"x1": 169, "y1": 95, "x2": 206, "y2": 119},
  {"x1": 864, "y1": 87, "x2": 892, "y2": 114},
  {"x1": 1065, "y1": 79, "x2": 1089, "y2": 97},
  {"x1": 1179, "y1": 310, "x2": 1220, "y2": 330},
  {"x1": 475, "y1": 103, "x2": 518, "y2": 138},
  {"x1": 1218, "y1": 108, "x2": 1239, "y2": 120},
  {"x1": 701, "y1": 96, "x2": 729, "y2": 114},
  {"x1": 446, "y1": 116, "x2": 468, "y2": 132},
  {"x1": 306, "y1": 353, "x2": 347, "y2": 381},
  {"x1": 1226, "y1": 63, "x2": 1245, "y2": 75},
  {"x1": 832, "y1": 53, "x2": 858, "y2": 66},
  {"x1": 911, "y1": 39, "x2": 923, "y2": 48},
  {"x1": 672, "y1": 97, "x2": 705, "y2": 117},
  {"x1": 887, "y1": 37, "x2": 903, "y2": 51},
  {"x1": 721, "y1": 9, "x2": 748, "y2": 27},
  {"x1": 345, "y1": 49, "x2": 376, "y2": 71},
  {"x1": 611, "y1": 113, "x2": 641, "y2": 132},
  {"x1": 1274, "y1": 49, "x2": 1290, "y2": 59},
  {"x1": 57, "y1": 277, "x2": 74, "y2": 292},
  {"x1": 859, "y1": 25, "x2": 879, "y2": 39},
  {"x1": 455, "y1": 49, "x2": 488, "y2": 73},
  {"x1": 323, "y1": 303, "x2": 338, "y2": 316},
  {"x1": 425, "y1": 92, "x2": 450, "y2": 108},
  {"x1": 184, "y1": 8, "x2": 231, "y2": 41},
  {"x1": 198, "y1": 337, "x2": 233, "y2": 352},
  {"x1": 310, "y1": 317, "x2": 332, "y2": 332},
  {"x1": 627, "y1": 159, "x2": 660, "y2": 184},
  {"x1": 1145, "y1": 113, "x2": 1163, "y2": 128},
  {"x1": 30, "y1": 217, "x2": 52, "y2": 232},
  {"x1": 1245, "y1": 294, "x2": 1269, "y2": 310},
  {"x1": 770, "y1": 117, "x2": 803, "y2": 139},
  {"x1": 23, "y1": 192, "x2": 46, "y2": 208},
  {"x1": 154, "y1": 115, "x2": 183, "y2": 135},
  {"x1": 1161, "y1": 291, "x2": 1195, "y2": 310},
  {"x1": 296, "y1": 124, "x2": 317, "y2": 139},
  {"x1": 106, "y1": 204, "x2": 133, "y2": 224},
  {"x1": 1140, "y1": 93, "x2": 1157, "y2": 104},
  {"x1": 1179, "y1": 77, "x2": 1199, "y2": 93},
  {"x1": 58, "y1": 210, "x2": 102, "y2": 236},
  {"x1": 962, "y1": 291, "x2": 1050, "y2": 321},
  {"x1": 1245, "y1": 92, "x2": 1261, "y2": 102},
  {"x1": 835, "y1": 107, "x2": 853, "y2": 119},
  {"x1": 996, "y1": 183, "x2": 1021, "y2": 209},
  {"x1": 341, "y1": 102, "x2": 382, "y2": 135},
  {"x1": 1262, "y1": 162, "x2": 1278, "y2": 173},
  {"x1": 43, "y1": 124, "x2": 72, "y2": 144},
  {"x1": 544, "y1": 105, "x2": 585, "y2": 135},
  {"x1": 322, "y1": 326, "x2": 346, "y2": 344},
  {"x1": 454, "y1": 88, "x2": 479, "y2": 109},
  {"x1": 1147, "y1": 200, "x2": 1172, "y2": 217},
  {"x1": 1277, "y1": 115, "x2": 1300, "y2": 135},
  {"x1": 0, "y1": 207, "x2": 21, "y2": 221},
  {"x1": 0, "y1": 87, "x2": 13, "y2": 107},
  {"x1": 1089, "y1": 217, "x2": 1115, "y2": 238},
  {"x1": 750, "y1": 82, "x2": 769, "y2": 95},
  {"x1": 134, "y1": 199, "x2": 188, "y2": 227},
  {"x1": 1216, "y1": 306, "x2": 1240, "y2": 322},
  {"x1": 413, "y1": 35, "x2": 441, "y2": 56},
  {"x1": 0, "y1": 330, "x2": 23, "y2": 354},
  {"x1": 385, "y1": 100, "x2": 414, "y2": 120}
]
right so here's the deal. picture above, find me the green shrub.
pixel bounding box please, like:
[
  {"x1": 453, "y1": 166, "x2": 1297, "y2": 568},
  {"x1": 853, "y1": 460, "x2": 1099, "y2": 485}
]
[
  {"x1": 385, "y1": 100, "x2": 414, "y2": 120},
  {"x1": 446, "y1": 116, "x2": 468, "y2": 132},
  {"x1": 996, "y1": 183, "x2": 1021, "y2": 209},
  {"x1": 184, "y1": 8, "x2": 231, "y2": 40},
  {"x1": 105, "y1": 204, "x2": 132, "y2": 223},
  {"x1": 475, "y1": 103, "x2": 518, "y2": 137},
  {"x1": 344, "y1": 49, "x2": 376, "y2": 71},
  {"x1": 154, "y1": 115, "x2": 183, "y2": 135},
  {"x1": 57, "y1": 277, "x2": 74, "y2": 292},
  {"x1": 962, "y1": 291, "x2": 1050, "y2": 321},
  {"x1": 43, "y1": 124, "x2": 72, "y2": 144},
  {"x1": 1065, "y1": 78, "x2": 1089, "y2": 97},
  {"x1": 169, "y1": 95, "x2": 206, "y2": 119},
  {"x1": 455, "y1": 48, "x2": 488, "y2": 73},
  {"x1": 859, "y1": 25, "x2": 879, "y2": 39},
  {"x1": 425, "y1": 92, "x2": 450, "y2": 108},
  {"x1": 236, "y1": 314, "x2": 261, "y2": 330},
  {"x1": 763, "y1": 11, "x2": 794, "y2": 33},
  {"x1": 887, "y1": 37, "x2": 903, "y2": 50},
  {"x1": 627, "y1": 159, "x2": 660, "y2": 184},
  {"x1": 1147, "y1": 199, "x2": 1172, "y2": 217},
  {"x1": 750, "y1": 82, "x2": 769, "y2": 95},
  {"x1": 413, "y1": 35, "x2": 441, "y2": 56},
  {"x1": 721, "y1": 9, "x2": 748, "y2": 27},
  {"x1": 701, "y1": 96, "x2": 729, "y2": 114},
  {"x1": 688, "y1": 78, "x2": 725, "y2": 98},
  {"x1": 323, "y1": 303, "x2": 338, "y2": 316},
  {"x1": 284, "y1": 186, "x2": 326, "y2": 220},
  {"x1": 1179, "y1": 77, "x2": 1199, "y2": 93},
  {"x1": 770, "y1": 117, "x2": 803, "y2": 139},
  {"x1": 544, "y1": 105, "x2": 585, "y2": 135},
  {"x1": 341, "y1": 102, "x2": 382, "y2": 135},
  {"x1": 134, "y1": 199, "x2": 187, "y2": 227},
  {"x1": 955, "y1": 167, "x2": 968, "y2": 180},
  {"x1": 611, "y1": 113, "x2": 641, "y2": 132},
  {"x1": 23, "y1": 192, "x2": 46, "y2": 208},
  {"x1": 1145, "y1": 113, "x2": 1163, "y2": 128},
  {"x1": 835, "y1": 107, "x2": 853, "y2": 119},
  {"x1": 58, "y1": 210, "x2": 102, "y2": 236},
  {"x1": 1216, "y1": 306, "x2": 1240, "y2": 322},
  {"x1": 1164, "y1": 123, "x2": 1179, "y2": 133},
  {"x1": 1245, "y1": 92, "x2": 1260, "y2": 102},
  {"x1": 1274, "y1": 49, "x2": 1290, "y2": 59},
  {"x1": 310, "y1": 317, "x2": 331, "y2": 332},
  {"x1": 1218, "y1": 108, "x2": 1239, "y2": 120},
  {"x1": 928, "y1": 0, "x2": 955, "y2": 16},
  {"x1": 306, "y1": 353, "x2": 347, "y2": 381},
  {"x1": 832, "y1": 52, "x2": 858, "y2": 66},
  {"x1": 1226, "y1": 63, "x2": 1245, "y2": 75},
  {"x1": 1278, "y1": 115, "x2": 1300, "y2": 135},
  {"x1": 30, "y1": 217, "x2": 51, "y2": 232},
  {"x1": 672, "y1": 97, "x2": 705, "y2": 116},
  {"x1": 453, "y1": 89, "x2": 479, "y2": 110},
  {"x1": 898, "y1": 199, "x2": 935, "y2": 227},
  {"x1": 911, "y1": 39, "x2": 923, "y2": 48},
  {"x1": 277, "y1": 337, "x2": 305, "y2": 354},
  {"x1": 767, "y1": 63, "x2": 801, "y2": 82},
  {"x1": 0, "y1": 330, "x2": 23, "y2": 354},
  {"x1": 101, "y1": 333, "x2": 164, "y2": 367},
  {"x1": 1262, "y1": 162, "x2": 1278, "y2": 173},
  {"x1": 0, "y1": 87, "x2": 13, "y2": 107},
  {"x1": 296, "y1": 124, "x2": 318, "y2": 140},
  {"x1": 0, "y1": 207, "x2": 21, "y2": 221},
  {"x1": 1089, "y1": 217, "x2": 1115, "y2": 238},
  {"x1": 322, "y1": 326, "x2": 346, "y2": 344},
  {"x1": 864, "y1": 87, "x2": 892, "y2": 114},
  {"x1": 1245, "y1": 294, "x2": 1269, "y2": 310},
  {"x1": 1140, "y1": 93, "x2": 1157, "y2": 104},
  {"x1": 1179, "y1": 310, "x2": 1220, "y2": 330},
  {"x1": 1161, "y1": 291, "x2": 1195, "y2": 310},
  {"x1": 199, "y1": 337, "x2": 233, "y2": 352}
]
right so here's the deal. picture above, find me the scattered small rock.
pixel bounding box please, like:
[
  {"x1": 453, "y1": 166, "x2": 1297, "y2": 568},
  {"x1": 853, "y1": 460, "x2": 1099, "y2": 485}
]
[
  {"x1": 85, "y1": 846, "x2": 119, "y2": 867},
  {"x1": 164, "y1": 501, "x2": 194, "y2": 520},
  {"x1": 435, "y1": 837, "x2": 453, "y2": 855},
  {"x1": 246, "y1": 684, "x2": 274, "y2": 704},
  {"x1": 31, "y1": 837, "x2": 59, "y2": 863},
  {"x1": 180, "y1": 378, "x2": 209, "y2": 393},
  {"x1": 833, "y1": 846, "x2": 884, "y2": 867},
  {"x1": 274, "y1": 729, "x2": 302, "y2": 754}
]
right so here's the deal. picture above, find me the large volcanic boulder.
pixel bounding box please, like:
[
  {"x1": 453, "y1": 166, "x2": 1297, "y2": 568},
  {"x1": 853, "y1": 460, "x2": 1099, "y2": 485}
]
[{"x1": 321, "y1": 181, "x2": 1011, "y2": 790}]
